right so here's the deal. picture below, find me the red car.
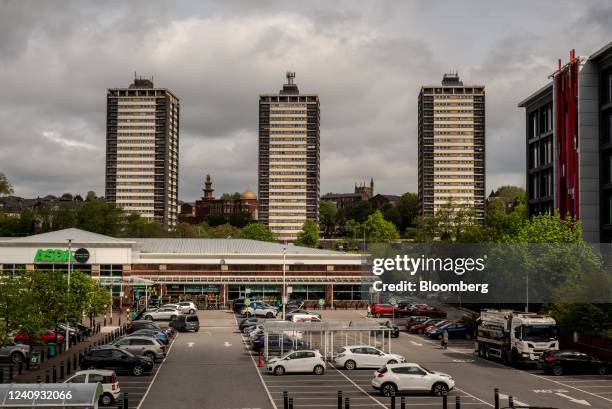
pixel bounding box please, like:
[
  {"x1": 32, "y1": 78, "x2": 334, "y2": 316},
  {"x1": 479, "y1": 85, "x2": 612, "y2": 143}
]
[
  {"x1": 371, "y1": 304, "x2": 408, "y2": 318},
  {"x1": 14, "y1": 330, "x2": 65, "y2": 345},
  {"x1": 404, "y1": 316, "x2": 430, "y2": 330},
  {"x1": 424, "y1": 320, "x2": 453, "y2": 336},
  {"x1": 414, "y1": 306, "x2": 447, "y2": 318},
  {"x1": 408, "y1": 318, "x2": 444, "y2": 334}
]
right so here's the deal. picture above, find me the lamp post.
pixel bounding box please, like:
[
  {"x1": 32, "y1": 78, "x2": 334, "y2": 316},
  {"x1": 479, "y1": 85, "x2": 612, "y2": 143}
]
[
  {"x1": 282, "y1": 246, "x2": 286, "y2": 320},
  {"x1": 66, "y1": 239, "x2": 72, "y2": 352}
]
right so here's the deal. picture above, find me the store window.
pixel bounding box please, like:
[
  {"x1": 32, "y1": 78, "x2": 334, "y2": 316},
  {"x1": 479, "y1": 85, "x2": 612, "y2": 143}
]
[
  {"x1": 0, "y1": 264, "x2": 25, "y2": 274},
  {"x1": 35, "y1": 264, "x2": 91, "y2": 275},
  {"x1": 333, "y1": 285, "x2": 365, "y2": 301},
  {"x1": 228, "y1": 285, "x2": 281, "y2": 303},
  {"x1": 100, "y1": 265, "x2": 123, "y2": 277},
  {"x1": 291, "y1": 285, "x2": 325, "y2": 301}
]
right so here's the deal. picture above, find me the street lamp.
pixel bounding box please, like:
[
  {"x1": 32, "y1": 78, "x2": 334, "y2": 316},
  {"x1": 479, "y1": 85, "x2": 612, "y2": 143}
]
[
  {"x1": 65, "y1": 239, "x2": 72, "y2": 352},
  {"x1": 282, "y1": 246, "x2": 286, "y2": 320}
]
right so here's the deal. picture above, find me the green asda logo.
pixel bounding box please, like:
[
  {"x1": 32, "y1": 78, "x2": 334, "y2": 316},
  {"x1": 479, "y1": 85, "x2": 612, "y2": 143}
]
[{"x1": 34, "y1": 249, "x2": 74, "y2": 263}]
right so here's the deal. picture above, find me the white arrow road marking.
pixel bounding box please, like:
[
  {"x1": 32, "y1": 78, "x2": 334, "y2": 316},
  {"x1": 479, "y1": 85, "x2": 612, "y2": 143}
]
[
  {"x1": 224, "y1": 341, "x2": 232, "y2": 347},
  {"x1": 499, "y1": 393, "x2": 529, "y2": 407},
  {"x1": 187, "y1": 342, "x2": 195, "y2": 347},
  {"x1": 555, "y1": 393, "x2": 591, "y2": 406},
  {"x1": 534, "y1": 389, "x2": 569, "y2": 394},
  {"x1": 409, "y1": 341, "x2": 423, "y2": 346},
  {"x1": 452, "y1": 359, "x2": 475, "y2": 363}
]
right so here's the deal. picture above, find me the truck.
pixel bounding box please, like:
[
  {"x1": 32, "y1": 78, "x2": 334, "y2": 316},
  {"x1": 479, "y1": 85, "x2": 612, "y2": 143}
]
[{"x1": 476, "y1": 309, "x2": 559, "y2": 366}]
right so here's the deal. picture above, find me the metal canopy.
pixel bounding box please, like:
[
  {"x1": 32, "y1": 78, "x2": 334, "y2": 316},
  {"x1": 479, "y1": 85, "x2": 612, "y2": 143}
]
[
  {"x1": 263, "y1": 320, "x2": 386, "y2": 332},
  {"x1": 100, "y1": 275, "x2": 372, "y2": 285},
  {"x1": 0, "y1": 383, "x2": 102, "y2": 408}
]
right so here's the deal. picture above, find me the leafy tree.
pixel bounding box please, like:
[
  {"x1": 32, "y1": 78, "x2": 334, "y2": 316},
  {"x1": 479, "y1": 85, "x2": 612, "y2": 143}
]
[
  {"x1": 122, "y1": 217, "x2": 167, "y2": 238},
  {"x1": 83, "y1": 279, "x2": 111, "y2": 327},
  {"x1": 295, "y1": 220, "x2": 320, "y2": 248},
  {"x1": 491, "y1": 185, "x2": 525, "y2": 201},
  {"x1": 60, "y1": 193, "x2": 73, "y2": 201},
  {"x1": 76, "y1": 201, "x2": 122, "y2": 236},
  {"x1": 343, "y1": 219, "x2": 362, "y2": 239},
  {"x1": 362, "y1": 210, "x2": 399, "y2": 243},
  {"x1": 346, "y1": 200, "x2": 374, "y2": 223},
  {"x1": 16, "y1": 208, "x2": 37, "y2": 236},
  {"x1": 207, "y1": 223, "x2": 241, "y2": 238},
  {"x1": 319, "y1": 200, "x2": 338, "y2": 234},
  {"x1": 228, "y1": 213, "x2": 252, "y2": 228},
  {"x1": 240, "y1": 223, "x2": 276, "y2": 242},
  {"x1": 381, "y1": 203, "x2": 401, "y2": 230},
  {"x1": 397, "y1": 192, "x2": 418, "y2": 232},
  {"x1": 0, "y1": 172, "x2": 13, "y2": 195},
  {"x1": 204, "y1": 214, "x2": 227, "y2": 227},
  {"x1": 0, "y1": 273, "x2": 43, "y2": 344},
  {"x1": 85, "y1": 191, "x2": 97, "y2": 202},
  {"x1": 54, "y1": 205, "x2": 77, "y2": 230}
]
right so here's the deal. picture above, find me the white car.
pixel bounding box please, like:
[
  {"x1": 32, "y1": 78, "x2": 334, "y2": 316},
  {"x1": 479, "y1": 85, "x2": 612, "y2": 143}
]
[
  {"x1": 286, "y1": 309, "x2": 321, "y2": 322},
  {"x1": 64, "y1": 369, "x2": 120, "y2": 406},
  {"x1": 177, "y1": 301, "x2": 197, "y2": 314},
  {"x1": 142, "y1": 307, "x2": 180, "y2": 321},
  {"x1": 334, "y1": 345, "x2": 406, "y2": 370},
  {"x1": 242, "y1": 302, "x2": 279, "y2": 318},
  {"x1": 371, "y1": 363, "x2": 455, "y2": 397},
  {"x1": 267, "y1": 350, "x2": 326, "y2": 376}
]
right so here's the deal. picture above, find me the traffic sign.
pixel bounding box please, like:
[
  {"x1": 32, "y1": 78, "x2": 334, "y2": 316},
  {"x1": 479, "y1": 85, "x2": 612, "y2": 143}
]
[
  {"x1": 318, "y1": 299, "x2": 326, "y2": 306},
  {"x1": 244, "y1": 298, "x2": 251, "y2": 306}
]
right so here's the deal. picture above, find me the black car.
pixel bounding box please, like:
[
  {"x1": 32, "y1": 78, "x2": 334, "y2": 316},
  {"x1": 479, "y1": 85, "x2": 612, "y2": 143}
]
[
  {"x1": 127, "y1": 320, "x2": 163, "y2": 334},
  {"x1": 80, "y1": 346, "x2": 154, "y2": 376},
  {"x1": 239, "y1": 317, "x2": 262, "y2": 331},
  {"x1": 540, "y1": 350, "x2": 609, "y2": 376},
  {"x1": 170, "y1": 314, "x2": 200, "y2": 332}
]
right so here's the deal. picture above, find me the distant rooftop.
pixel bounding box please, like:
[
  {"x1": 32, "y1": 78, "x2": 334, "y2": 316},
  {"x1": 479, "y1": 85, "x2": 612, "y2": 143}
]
[
  {"x1": 129, "y1": 76, "x2": 154, "y2": 89},
  {"x1": 442, "y1": 72, "x2": 463, "y2": 86}
]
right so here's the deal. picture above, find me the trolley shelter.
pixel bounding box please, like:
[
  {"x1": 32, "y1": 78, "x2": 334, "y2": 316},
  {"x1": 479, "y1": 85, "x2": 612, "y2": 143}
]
[
  {"x1": 0, "y1": 383, "x2": 102, "y2": 409},
  {"x1": 262, "y1": 321, "x2": 394, "y2": 361}
]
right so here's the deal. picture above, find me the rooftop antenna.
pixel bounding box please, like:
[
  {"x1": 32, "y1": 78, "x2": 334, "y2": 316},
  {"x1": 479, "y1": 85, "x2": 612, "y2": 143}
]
[{"x1": 286, "y1": 71, "x2": 295, "y2": 85}]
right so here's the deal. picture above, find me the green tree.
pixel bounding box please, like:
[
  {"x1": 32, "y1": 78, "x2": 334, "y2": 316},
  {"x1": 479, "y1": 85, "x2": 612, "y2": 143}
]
[
  {"x1": 397, "y1": 192, "x2": 418, "y2": 232},
  {"x1": 295, "y1": 220, "x2": 319, "y2": 248},
  {"x1": 85, "y1": 191, "x2": 97, "y2": 202},
  {"x1": 0, "y1": 272, "x2": 43, "y2": 344},
  {"x1": 491, "y1": 185, "x2": 525, "y2": 201},
  {"x1": 76, "y1": 201, "x2": 123, "y2": 236},
  {"x1": 240, "y1": 223, "x2": 276, "y2": 242},
  {"x1": 362, "y1": 210, "x2": 400, "y2": 243},
  {"x1": 346, "y1": 200, "x2": 374, "y2": 223},
  {"x1": 123, "y1": 216, "x2": 167, "y2": 238},
  {"x1": 228, "y1": 213, "x2": 252, "y2": 228},
  {"x1": 204, "y1": 214, "x2": 227, "y2": 227},
  {"x1": 381, "y1": 203, "x2": 401, "y2": 230},
  {"x1": 60, "y1": 193, "x2": 73, "y2": 201},
  {"x1": 319, "y1": 200, "x2": 338, "y2": 234},
  {"x1": 0, "y1": 172, "x2": 13, "y2": 195}
]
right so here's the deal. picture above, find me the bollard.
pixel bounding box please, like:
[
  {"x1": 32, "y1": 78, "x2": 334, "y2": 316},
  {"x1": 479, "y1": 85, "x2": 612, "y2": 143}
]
[
  {"x1": 58, "y1": 342, "x2": 62, "y2": 354},
  {"x1": 8, "y1": 365, "x2": 13, "y2": 381},
  {"x1": 123, "y1": 392, "x2": 128, "y2": 409},
  {"x1": 110, "y1": 316, "x2": 113, "y2": 325},
  {"x1": 45, "y1": 370, "x2": 50, "y2": 383},
  {"x1": 288, "y1": 397, "x2": 293, "y2": 409},
  {"x1": 73, "y1": 354, "x2": 77, "y2": 371},
  {"x1": 18, "y1": 362, "x2": 23, "y2": 375},
  {"x1": 52, "y1": 365, "x2": 57, "y2": 383},
  {"x1": 36, "y1": 375, "x2": 41, "y2": 383},
  {"x1": 390, "y1": 394, "x2": 396, "y2": 408},
  {"x1": 443, "y1": 394, "x2": 448, "y2": 409},
  {"x1": 67, "y1": 357, "x2": 71, "y2": 375},
  {"x1": 508, "y1": 396, "x2": 514, "y2": 408},
  {"x1": 337, "y1": 391, "x2": 342, "y2": 409},
  {"x1": 26, "y1": 355, "x2": 30, "y2": 370},
  {"x1": 344, "y1": 397, "x2": 350, "y2": 409},
  {"x1": 60, "y1": 361, "x2": 65, "y2": 380},
  {"x1": 494, "y1": 388, "x2": 499, "y2": 409},
  {"x1": 283, "y1": 391, "x2": 289, "y2": 409},
  {"x1": 104, "y1": 317, "x2": 107, "y2": 326},
  {"x1": 455, "y1": 396, "x2": 461, "y2": 409},
  {"x1": 400, "y1": 396, "x2": 405, "y2": 409}
]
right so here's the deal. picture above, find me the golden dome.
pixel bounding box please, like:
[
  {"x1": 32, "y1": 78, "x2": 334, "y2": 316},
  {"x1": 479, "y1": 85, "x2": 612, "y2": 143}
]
[{"x1": 242, "y1": 187, "x2": 256, "y2": 200}]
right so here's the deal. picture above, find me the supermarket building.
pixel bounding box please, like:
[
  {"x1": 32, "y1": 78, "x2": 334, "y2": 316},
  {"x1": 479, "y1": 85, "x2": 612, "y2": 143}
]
[{"x1": 0, "y1": 229, "x2": 370, "y2": 306}]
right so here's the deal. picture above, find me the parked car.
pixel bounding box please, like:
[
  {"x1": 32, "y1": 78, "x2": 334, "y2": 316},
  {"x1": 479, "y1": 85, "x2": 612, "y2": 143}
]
[
  {"x1": 242, "y1": 301, "x2": 279, "y2": 318},
  {"x1": 404, "y1": 316, "x2": 430, "y2": 330},
  {"x1": 160, "y1": 304, "x2": 182, "y2": 311},
  {"x1": 56, "y1": 324, "x2": 79, "y2": 343},
  {"x1": 64, "y1": 369, "x2": 120, "y2": 406},
  {"x1": 239, "y1": 317, "x2": 263, "y2": 331},
  {"x1": 377, "y1": 321, "x2": 400, "y2": 338},
  {"x1": 14, "y1": 330, "x2": 65, "y2": 345},
  {"x1": 285, "y1": 309, "x2": 321, "y2": 322},
  {"x1": 414, "y1": 306, "x2": 447, "y2": 318},
  {"x1": 371, "y1": 363, "x2": 455, "y2": 397},
  {"x1": 177, "y1": 301, "x2": 198, "y2": 314},
  {"x1": 540, "y1": 350, "x2": 610, "y2": 376},
  {"x1": 111, "y1": 336, "x2": 166, "y2": 361},
  {"x1": 126, "y1": 320, "x2": 163, "y2": 334},
  {"x1": 334, "y1": 345, "x2": 405, "y2": 370},
  {"x1": 79, "y1": 346, "x2": 154, "y2": 376},
  {"x1": 129, "y1": 329, "x2": 169, "y2": 345},
  {"x1": 253, "y1": 334, "x2": 309, "y2": 355},
  {"x1": 423, "y1": 320, "x2": 452, "y2": 336},
  {"x1": 428, "y1": 323, "x2": 473, "y2": 340},
  {"x1": 409, "y1": 319, "x2": 444, "y2": 334},
  {"x1": 371, "y1": 304, "x2": 409, "y2": 318},
  {"x1": 142, "y1": 307, "x2": 180, "y2": 321},
  {"x1": 0, "y1": 342, "x2": 30, "y2": 364},
  {"x1": 267, "y1": 350, "x2": 326, "y2": 375},
  {"x1": 170, "y1": 314, "x2": 200, "y2": 332}
]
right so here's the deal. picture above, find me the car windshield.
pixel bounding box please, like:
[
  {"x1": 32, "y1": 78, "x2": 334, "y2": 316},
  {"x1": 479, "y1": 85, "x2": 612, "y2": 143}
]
[
  {"x1": 418, "y1": 365, "x2": 434, "y2": 374},
  {"x1": 521, "y1": 325, "x2": 557, "y2": 341}
]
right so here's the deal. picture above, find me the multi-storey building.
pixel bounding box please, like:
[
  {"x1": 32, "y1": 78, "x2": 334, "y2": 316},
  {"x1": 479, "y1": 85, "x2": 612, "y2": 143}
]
[
  {"x1": 105, "y1": 77, "x2": 180, "y2": 229},
  {"x1": 519, "y1": 44, "x2": 612, "y2": 242},
  {"x1": 258, "y1": 73, "x2": 320, "y2": 241},
  {"x1": 322, "y1": 179, "x2": 374, "y2": 210},
  {"x1": 418, "y1": 73, "x2": 486, "y2": 222}
]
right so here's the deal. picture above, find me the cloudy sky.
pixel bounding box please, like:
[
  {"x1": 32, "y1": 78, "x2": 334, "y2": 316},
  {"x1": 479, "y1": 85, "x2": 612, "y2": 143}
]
[{"x1": 1, "y1": 0, "x2": 612, "y2": 201}]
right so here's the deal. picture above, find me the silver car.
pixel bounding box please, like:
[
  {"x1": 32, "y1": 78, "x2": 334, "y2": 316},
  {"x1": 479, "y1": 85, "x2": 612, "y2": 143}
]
[
  {"x1": 177, "y1": 301, "x2": 197, "y2": 314},
  {"x1": 112, "y1": 336, "x2": 166, "y2": 361},
  {"x1": 0, "y1": 343, "x2": 30, "y2": 364},
  {"x1": 142, "y1": 307, "x2": 180, "y2": 321}
]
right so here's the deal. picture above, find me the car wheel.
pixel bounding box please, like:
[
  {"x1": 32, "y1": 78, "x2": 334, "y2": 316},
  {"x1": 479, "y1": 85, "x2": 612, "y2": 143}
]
[
  {"x1": 132, "y1": 365, "x2": 144, "y2": 376},
  {"x1": 144, "y1": 315, "x2": 153, "y2": 321},
  {"x1": 274, "y1": 366, "x2": 285, "y2": 376},
  {"x1": 597, "y1": 365, "x2": 607, "y2": 375},
  {"x1": 99, "y1": 393, "x2": 114, "y2": 406},
  {"x1": 344, "y1": 360, "x2": 356, "y2": 370},
  {"x1": 552, "y1": 365, "x2": 563, "y2": 376},
  {"x1": 432, "y1": 382, "x2": 449, "y2": 396},
  {"x1": 10, "y1": 352, "x2": 24, "y2": 364},
  {"x1": 266, "y1": 312, "x2": 274, "y2": 318},
  {"x1": 194, "y1": 328, "x2": 199, "y2": 332},
  {"x1": 313, "y1": 365, "x2": 324, "y2": 375},
  {"x1": 381, "y1": 383, "x2": 397, "y2": 397},
  {"x1": 387, "y1": 359, "x2": 398, "y2": 365},
  {"x1": 144, "y1": 352, "x2": 155, "y2": 361}
]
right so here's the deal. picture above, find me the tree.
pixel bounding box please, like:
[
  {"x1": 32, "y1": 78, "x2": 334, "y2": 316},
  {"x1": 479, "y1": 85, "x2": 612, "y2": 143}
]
[
  {"x1": 381, "y1": 203, "x2": 402, "y2": 230},
  {"x1": 362, "y1": 210, "x2": 400, "y2": 243},
  {"x1": 346, "y1": 200, "x2": 374, "y2": 223},
  {"x1": 319, "y1": 200, "x2": 338, "y2": 234},
  {"x1": 228, "y1": 213, "x2": 252, "y2": 228},
  {"x1": 204, "y1": 214, "x2": 227, "y2": 227},
  {"x1": 295, "y1": 220, "x2": 319, "y2": 248},
  {"x1": 0, "y1": 273, "x2": 43, "y2": 344},
  {"x1": 76, "y1": 201, "x2": 123, "y2": 236},
  {"x1": 397, "y1": 192, "x2": 418, "y2": 232},
  {"x1": 85, "y1": 191, "x2": 97, "y2": 202},
  {"x1": 0, "y1": 172, "x2": 13, "y2": 195},
  {"x1": 122, "y1": 216, "x2": 167, "y2": 238},
  {"x1": 60, "y1": 193, "x2": 73, "y2": 201},
  {"x1": 240, "y1": 223, "x2": 276, "y2": 242},
  {"x1": 491, "y1": 185, "x2": 525, "y2": 201}
]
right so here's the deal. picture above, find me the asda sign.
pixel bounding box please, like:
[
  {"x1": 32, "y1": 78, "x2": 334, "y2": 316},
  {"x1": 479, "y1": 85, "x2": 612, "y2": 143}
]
[{"x1": 34, "y1": 248, "x2": 90, "y2": 263}]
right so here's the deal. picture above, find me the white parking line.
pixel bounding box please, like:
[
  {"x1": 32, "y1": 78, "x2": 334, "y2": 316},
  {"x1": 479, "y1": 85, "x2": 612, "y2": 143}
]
[
  {"x1": 134, "y1": 335, "x2": 178, "y2": 409},
  {"x1": 330, "y1": 365, "x2": 388, "y2": 409}
]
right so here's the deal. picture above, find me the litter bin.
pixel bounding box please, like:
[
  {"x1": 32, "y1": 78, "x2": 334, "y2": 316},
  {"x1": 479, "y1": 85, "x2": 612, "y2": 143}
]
[
  {"x1": 47, "y1": 344, "x2": 56, "y2": 358},
  {"x1": 130, "y1": 311, "x2": 137, "y2": 320},
  {"x1": 30, "y1": 351, "x2": 41, "y2": 370}
]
